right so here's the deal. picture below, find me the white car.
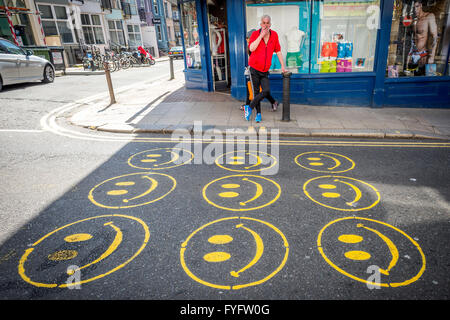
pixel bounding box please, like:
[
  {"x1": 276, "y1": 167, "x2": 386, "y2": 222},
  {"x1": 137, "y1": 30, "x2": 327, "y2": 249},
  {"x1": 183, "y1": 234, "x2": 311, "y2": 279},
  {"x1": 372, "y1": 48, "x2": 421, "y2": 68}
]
[{"x1": 0, "y1": 37, "x2": 55, "y2": 91}]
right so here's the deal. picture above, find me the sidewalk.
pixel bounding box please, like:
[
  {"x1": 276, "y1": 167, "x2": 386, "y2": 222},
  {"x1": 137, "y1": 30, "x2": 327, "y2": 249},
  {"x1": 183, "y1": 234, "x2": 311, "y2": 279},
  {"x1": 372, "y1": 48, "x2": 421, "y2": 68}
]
[{"x1": 69, "y1": 70, "x2": 450, "y2": 140}]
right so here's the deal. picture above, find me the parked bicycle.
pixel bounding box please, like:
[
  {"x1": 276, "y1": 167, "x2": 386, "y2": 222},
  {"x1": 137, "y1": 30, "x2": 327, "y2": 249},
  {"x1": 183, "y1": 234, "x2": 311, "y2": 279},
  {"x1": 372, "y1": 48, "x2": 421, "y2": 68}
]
[{"x1": 81, "y1": 45, "x2": 156, "y2": 72}]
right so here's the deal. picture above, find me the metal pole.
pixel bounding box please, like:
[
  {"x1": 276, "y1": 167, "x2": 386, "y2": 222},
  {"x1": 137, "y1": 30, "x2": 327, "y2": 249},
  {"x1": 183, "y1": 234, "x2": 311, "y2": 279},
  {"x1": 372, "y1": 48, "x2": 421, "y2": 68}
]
[
  {"x1": 281, "y1": 71, "x2": 292, "y2": 121},
  {"x1": 169, "y1": 56, "x2": 174, "y2": 80},
  {"x1": 104, "y1": 62, "x2": 116, "y2": 105}
]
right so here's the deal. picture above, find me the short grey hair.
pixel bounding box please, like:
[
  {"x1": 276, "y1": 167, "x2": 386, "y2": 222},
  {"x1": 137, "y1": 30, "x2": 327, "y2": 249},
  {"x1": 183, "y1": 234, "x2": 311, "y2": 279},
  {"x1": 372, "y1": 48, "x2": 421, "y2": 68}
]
[{"x1": 260, "y1": 15, "x2": 271, "y2": 23}]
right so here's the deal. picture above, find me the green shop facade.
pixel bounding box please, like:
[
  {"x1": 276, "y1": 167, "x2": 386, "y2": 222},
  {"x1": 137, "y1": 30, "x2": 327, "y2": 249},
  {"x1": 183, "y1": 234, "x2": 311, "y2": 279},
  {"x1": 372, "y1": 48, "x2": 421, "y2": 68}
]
[{"x1": 177, "y1": 0, "x2": 450, "y2": 108}]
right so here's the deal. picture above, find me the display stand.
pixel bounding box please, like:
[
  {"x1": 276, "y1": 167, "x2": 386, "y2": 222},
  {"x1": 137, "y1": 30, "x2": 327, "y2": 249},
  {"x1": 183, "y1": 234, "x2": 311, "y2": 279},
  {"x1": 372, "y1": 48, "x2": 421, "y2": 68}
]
[{"x1": 210, "y1": 27, "x2": 228, "y2": 90}]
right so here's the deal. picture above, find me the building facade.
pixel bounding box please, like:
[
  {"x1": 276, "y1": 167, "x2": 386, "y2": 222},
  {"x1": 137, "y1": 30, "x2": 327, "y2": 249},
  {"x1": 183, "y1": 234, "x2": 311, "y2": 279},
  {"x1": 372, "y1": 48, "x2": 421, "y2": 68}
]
[
  {"x1": 1, "y1": 0, "x2": 146, "y2": 66},
  {"x1": 137, "y1": 0, "x2": 159, "y2": 56},
  {"x1": 1, "y1": 0, "x2": 46, "y2": 46},
  {"x1": 178, "y1": 0, "x2": 450, "y2": 108}
]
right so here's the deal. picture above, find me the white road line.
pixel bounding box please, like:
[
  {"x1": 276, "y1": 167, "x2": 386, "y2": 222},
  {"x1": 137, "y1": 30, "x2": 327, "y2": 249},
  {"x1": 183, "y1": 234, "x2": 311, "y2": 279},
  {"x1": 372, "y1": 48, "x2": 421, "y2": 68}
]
[
  {"x1": 0, "y1": 129, "x2": 44, "y2": 133},
  {"x1": 40, "y1": 70, "x2": 185, "y2": 142}
]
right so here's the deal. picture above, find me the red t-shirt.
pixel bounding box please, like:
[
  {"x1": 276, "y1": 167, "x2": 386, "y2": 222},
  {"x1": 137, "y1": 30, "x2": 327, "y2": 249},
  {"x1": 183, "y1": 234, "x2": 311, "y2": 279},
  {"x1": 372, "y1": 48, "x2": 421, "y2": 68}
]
[{"x1": 248, "y1": 29, "x2": 281, "y2": 72}]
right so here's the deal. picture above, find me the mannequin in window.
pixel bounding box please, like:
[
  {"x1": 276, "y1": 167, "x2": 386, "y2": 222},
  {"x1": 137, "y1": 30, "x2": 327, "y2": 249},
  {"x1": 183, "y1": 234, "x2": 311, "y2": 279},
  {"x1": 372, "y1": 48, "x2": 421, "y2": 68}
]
[
  {"x1": 406, "y1": 0, "x2": 438, "y2": 75},
  {"x1": 210, "y1": 21, "x2": 224, "y2": 80},
  {"x1": 285, "y1": 26, "x2": 305, "y2": 70},
  {"x1": 211, "y1": 26, "x2": 222, "y2": 56}
]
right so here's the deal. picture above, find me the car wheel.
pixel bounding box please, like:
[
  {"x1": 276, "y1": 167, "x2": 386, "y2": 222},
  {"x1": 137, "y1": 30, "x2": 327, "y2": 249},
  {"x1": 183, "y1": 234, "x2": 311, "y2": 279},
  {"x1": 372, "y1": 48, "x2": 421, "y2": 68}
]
[
  {"x1": 0, "y1": 77, "x2": 3, "y2": 92},
  {"x1": 42, "y1": 64, "x2": 55, "y2": 83}
]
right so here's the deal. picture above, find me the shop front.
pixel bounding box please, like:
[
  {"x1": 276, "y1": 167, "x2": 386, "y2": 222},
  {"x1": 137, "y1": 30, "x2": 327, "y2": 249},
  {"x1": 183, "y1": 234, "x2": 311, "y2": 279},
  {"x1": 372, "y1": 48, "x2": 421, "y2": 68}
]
[
  {"x1": 178, "y1": 0, "x2": 450, "y2": 108},
  {"x1": 0, "y1": 0, "x2": 39, "y2": 46}
]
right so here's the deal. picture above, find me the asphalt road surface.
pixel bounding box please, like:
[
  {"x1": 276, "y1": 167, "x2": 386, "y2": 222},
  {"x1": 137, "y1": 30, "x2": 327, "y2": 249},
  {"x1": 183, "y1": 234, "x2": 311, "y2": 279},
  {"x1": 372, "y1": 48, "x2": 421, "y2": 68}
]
[{"x1": 0, "y1": 64, "x2": 449, "y2": 315}]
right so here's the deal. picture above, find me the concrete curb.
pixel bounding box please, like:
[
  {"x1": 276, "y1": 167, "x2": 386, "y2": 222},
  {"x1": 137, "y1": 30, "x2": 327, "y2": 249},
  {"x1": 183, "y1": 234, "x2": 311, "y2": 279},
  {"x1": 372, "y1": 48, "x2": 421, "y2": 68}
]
[
  {"x1": 81, "y1": 123, "x2": 449, "y2": 140},
  {"x1": 64, "y1": 70, "x2": 106, "y2": 76}
]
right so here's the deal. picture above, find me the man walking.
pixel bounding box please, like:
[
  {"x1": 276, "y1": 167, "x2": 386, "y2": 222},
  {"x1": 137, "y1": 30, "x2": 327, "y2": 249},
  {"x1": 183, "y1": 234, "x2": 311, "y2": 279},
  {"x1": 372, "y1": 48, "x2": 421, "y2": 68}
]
[{"x1": 245, "y1": 15, "x2": 286, "y2": 123}]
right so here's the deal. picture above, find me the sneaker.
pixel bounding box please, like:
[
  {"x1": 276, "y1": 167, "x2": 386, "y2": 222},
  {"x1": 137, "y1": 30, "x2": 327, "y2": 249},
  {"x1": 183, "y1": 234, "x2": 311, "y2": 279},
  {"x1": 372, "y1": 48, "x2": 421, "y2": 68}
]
[
  {"x1": 271, "y1": 101, "x2": 278, "y2": 111},
  {"x1": 255, "y1": 113, "x2": 261, "y2": 123},
  {"x1": 244, "y1": 105, "x2": 252, "y2": 121},
  {"x1": 240, "y1": 104, "x2": 245, "y2": 111}
]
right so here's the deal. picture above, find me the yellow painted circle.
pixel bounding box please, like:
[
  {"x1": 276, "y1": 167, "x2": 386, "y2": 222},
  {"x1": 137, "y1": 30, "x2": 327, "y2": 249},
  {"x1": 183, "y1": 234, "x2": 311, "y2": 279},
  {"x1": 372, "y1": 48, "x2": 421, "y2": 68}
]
[
  {"x1": 18, "y1": 214, "x2": 150, "y2": 288},
  {"x1": 295, "y1": 152, "x2": 355, "y2": 173},
  {"x1": 180, "y1": 217, "x2": 289, "y2": 290},
  {"x1": 128, "y1": 147, "x2": 194, "y2": 170},
  {"x1": 202, "y1": 174, "x2": 281, "y2": 212},
  {"x1": 317, "y1": 217, "x2": 426, "y2": 288},
  {"x1": 215, "y1": 151, "x2": 277, "y2": 173},
  {"x1": 88, "y1": 172, "x2": 176, "y2": 209},
  {"x1": 303, "y1": 175, "x2": 380, "y2": 212}
]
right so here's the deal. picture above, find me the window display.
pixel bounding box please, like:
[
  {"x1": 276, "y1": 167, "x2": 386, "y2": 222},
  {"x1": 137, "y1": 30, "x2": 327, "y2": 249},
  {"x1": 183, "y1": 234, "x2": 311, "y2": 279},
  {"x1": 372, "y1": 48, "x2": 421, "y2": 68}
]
[
  {"x1": 181, "y1": 1, "x2": 201, "y2": 69},
  {"x1": 246, "y1": 0, "x2": 312, "y2": 73},
  {"x1": 387, "y1": 0, "x2": 450, "y2": 77},
  {"x1": 314, "y1": 0, "x2": 380, "y2": 73},
  {"x1": 245, "y1": 0, "x2": 380, "y2": 74}
]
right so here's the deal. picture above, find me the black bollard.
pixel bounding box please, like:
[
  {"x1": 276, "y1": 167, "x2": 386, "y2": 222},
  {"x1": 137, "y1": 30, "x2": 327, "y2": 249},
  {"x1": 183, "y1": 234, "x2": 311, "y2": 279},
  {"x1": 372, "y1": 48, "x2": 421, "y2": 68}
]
[
  {"x1": 169, "y1": 56, "x2": 174, "y2": 80},
  {"x1": 282, "y1": 71, "x2": 292, "y2": 121}
]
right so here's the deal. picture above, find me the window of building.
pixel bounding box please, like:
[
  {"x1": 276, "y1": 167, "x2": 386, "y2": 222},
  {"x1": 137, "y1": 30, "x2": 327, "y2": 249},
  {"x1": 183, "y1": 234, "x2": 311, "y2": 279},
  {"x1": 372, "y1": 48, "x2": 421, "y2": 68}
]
[
  {"x1": 81, "y1": 14, "x2": 105, "y2": 45},
  {"x1": 386, "y1": 0, "x2": 450, "y2": 78},
  {"x1": 181, "y1": 1, "x2": 201, "y2": 69},
  {"x1": 165, "y1": 2, "x2": 170, "y2": 17},
  {"x1": 38, "y1": 4, "x2": 75, "y2": 44},
  {"x1": 127, "y1": 24, "x2": 142, "y2": 47},
  {"x1": 156, "y1": 24, "x2": 162, "y2": 41},
  {"x1": 245, "y1": 0, "x2": 381, "y2": 74},
  {"x1": 153, "y1": 0, "x2": 159, "y2": 15},
  {"x1": 108, "y1": 20, "x2": 125, "y2": 46},
  {"x1": 122, "y1": 0, "x2": 138, "y2": 15}
]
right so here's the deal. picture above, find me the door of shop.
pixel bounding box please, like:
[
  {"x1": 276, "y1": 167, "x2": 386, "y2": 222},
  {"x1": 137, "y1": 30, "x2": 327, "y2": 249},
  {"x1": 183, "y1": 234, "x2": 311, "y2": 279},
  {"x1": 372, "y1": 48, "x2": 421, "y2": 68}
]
[
  {"x1": 206, "y1": 0, "x2": 230, "y2": 93},
  {"x1": 179, "y1": 0, "x2": 212, "y2": 91}
]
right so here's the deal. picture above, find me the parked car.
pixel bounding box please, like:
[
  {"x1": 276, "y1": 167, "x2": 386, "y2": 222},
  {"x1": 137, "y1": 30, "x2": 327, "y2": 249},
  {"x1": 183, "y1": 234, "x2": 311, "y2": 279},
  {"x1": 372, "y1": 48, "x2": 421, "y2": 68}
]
[
  {"x1": 0, "y1": 37, "x2": 55, "y2": 91},
  {"x1": 168, "y1": 46, "x2": 184, "y2": 59}
]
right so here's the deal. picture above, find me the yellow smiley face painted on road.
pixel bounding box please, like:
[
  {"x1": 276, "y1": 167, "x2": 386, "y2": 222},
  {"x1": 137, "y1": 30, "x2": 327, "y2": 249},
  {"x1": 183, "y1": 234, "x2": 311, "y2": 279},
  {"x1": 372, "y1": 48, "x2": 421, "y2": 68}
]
[
  {"x1": 180, "y1": 217, "x2": 289, "y2": 290},
  {"x1": 202, "y1": 174, "x2": 281, "y2": 212},
  {"x1": 128, "y1": 147, "x2": 194, "y2": 170},
  {"x1": 215, "y1": 150, "x2": 277, "y2": 173},
  {"x1": 317, "y1": 217, "x2": 426, "y2": 287},
  {"x1": 295, "y1": 151, "x2": 355, "y2": 173},
  {"x1": 18, "y1": 214, "x2": 150, "y2": 288},
  {"x1": 303, "y1": 175, "x2": 380, "y2": 211},
  {"x1": 89, "y1": 172, "x2": 176, "y2": 209}
]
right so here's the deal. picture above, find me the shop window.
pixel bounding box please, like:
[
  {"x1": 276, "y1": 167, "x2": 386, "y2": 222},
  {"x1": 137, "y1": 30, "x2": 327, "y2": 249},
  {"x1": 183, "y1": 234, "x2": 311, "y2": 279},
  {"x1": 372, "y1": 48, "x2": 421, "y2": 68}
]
[
  {"x1": 387, "y1": 0, "x2": 450, "y2": 78},
  {"x1": 245, "y1": 0, "x2": 380, "y2": 74},
  {"x1": 181, "y1": 1, "x2": 201, "y2": 69}
]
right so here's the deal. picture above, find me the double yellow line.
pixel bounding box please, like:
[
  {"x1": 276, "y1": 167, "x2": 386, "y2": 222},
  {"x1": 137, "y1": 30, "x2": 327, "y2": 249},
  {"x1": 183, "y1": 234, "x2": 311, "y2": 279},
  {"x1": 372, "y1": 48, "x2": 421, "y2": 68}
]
[{"x1": 125, "y1": 136, "x2": 450, "y2": 148}]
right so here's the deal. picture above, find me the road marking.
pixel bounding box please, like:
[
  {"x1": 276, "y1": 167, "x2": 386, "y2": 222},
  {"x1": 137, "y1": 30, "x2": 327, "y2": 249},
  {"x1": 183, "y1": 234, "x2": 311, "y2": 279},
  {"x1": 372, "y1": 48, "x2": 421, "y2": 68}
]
[
  {"x1": 0, "y1": 129, "x2": 44, "y2": 133},
  {"x1": 180, "y1": 217, "x2": 289, "y2": 290},
  {"x1": 88, "y1": 172, "x2": 176, "y2": 209},
  {"x1": 127, "y1": 147, "x2": 194, "y2": 170},
  {"x1": 303, "y1": 175, "x2": 381, "y2": 212},
  {"x1": 317, "y1": 217, "x2": 426, "y2": 288},
  {"x1": 18, "y1": 214, "x2": 150, "y2": 288},
  {"x1": 295, "y1": 151, "x2": 356, "y2": 173},
  {"x1": 202, "y1": 174, "x2": 281, "y2": 212}
]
